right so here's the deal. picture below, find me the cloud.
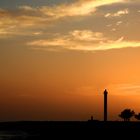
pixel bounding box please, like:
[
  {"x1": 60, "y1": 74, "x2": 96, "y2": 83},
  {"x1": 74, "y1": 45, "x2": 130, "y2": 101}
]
[
  {"x1": 108, "y1": 84, "x2": 140, "y2": 95},
  {"x1": 106, "y1": 24, "x2": 112, "y2": 27},
  {"x1": 70, "y1": 30, "x2": 106, "y2": 41},
  {"x1": 28, "y1": 30, "x2": 140, "y2": 52},
  {"x1": 0, "y1": 0, "x2": 126, "y2": 37},
  {"x1": 116, "y1": 21, "x2": 123, "y2": 25},
  {"x1": 39, "y1": 0, "x2": 125, "y2": 18},
  {"x1": 111, "y1": 28, "x2": 117, "y2": 31},
  {"x1": 0, "y1": 9, "x2": 48, "y2": 37},
  {"x1": 19, "y1": 6, "x2": 37, "y2": 12},
  {"x1": 105, "y1": 9, "x2": 129, "y2": 18}
]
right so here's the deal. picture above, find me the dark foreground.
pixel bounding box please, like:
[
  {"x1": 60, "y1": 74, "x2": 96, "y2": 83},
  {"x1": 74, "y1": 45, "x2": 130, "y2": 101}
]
[{"x1": 0, "y1": 121, "x2": 140, "y2": 139}]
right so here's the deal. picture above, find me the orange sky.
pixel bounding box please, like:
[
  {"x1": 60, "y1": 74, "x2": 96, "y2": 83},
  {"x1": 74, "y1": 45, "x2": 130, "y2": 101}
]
[{"x1": 0, "y1": 0, "x2": 140, "y2": 121}]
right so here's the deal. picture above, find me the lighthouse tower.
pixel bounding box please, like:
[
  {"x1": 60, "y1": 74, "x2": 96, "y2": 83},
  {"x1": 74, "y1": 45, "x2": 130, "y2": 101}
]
[{"x1": 104, "y1": 89, "x2": 108, "y2": 122}]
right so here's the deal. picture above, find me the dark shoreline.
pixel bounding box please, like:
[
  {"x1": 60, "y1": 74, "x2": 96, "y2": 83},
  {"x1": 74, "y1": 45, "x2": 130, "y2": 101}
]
[{"x1": 0, "y1": 121, "x2": 140, "y2": 139}]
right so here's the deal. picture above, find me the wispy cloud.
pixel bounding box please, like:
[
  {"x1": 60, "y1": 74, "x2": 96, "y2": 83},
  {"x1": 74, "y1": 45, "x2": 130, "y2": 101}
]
[
  {"x1": 70, "y1": 30, "x2": 106, "y2": 41},
  {"x1": 19, "y1": 5, "x2": 37, "y2": 12},
  {"x1": 116, "y1": 21, "x2": 123, "y2": 26},
  {"x1": 39, "y1": 0, "x2": 125, "y2": 18},
  {"x1": 108, "y1": 84, "x2": 140, "y2": 95},
  {"x1": 111, "y1": 28, "x2": 117, "y2": 31},
  {"x1": 28, "y1": 30, "x2": 140, "y2": 52},
  {"x1": 0, "y1": 0, "x2": 125, "y2": 37},
  {"x1": 28, "y1": 30, "x2": 106, "y2": 50},
  {"x1": 0, "y1": 10, "x2": 48, "y2": 37},
  {"x1": 105, "y1": 9, "x2": 129, "y2": 18},
  {"x1": 19, "y1": 0, "x2": 125, "y2": 18}
]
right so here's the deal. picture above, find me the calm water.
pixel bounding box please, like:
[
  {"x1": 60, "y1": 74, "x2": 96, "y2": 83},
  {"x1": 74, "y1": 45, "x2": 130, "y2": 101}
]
[{"x1": 0, "y1": 131, "x2": 28, "y2": 140}]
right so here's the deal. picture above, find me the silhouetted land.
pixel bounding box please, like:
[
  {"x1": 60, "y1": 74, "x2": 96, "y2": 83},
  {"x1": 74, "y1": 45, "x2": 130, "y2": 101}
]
[{"x1": 0, "y1": 121, "x2": 140, "y2": 139}]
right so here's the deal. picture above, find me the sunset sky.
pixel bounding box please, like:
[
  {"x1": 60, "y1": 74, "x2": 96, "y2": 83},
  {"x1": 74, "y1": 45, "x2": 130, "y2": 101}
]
[{"x1": 0, "y1": 0, "x2": 140, "y2": 121}]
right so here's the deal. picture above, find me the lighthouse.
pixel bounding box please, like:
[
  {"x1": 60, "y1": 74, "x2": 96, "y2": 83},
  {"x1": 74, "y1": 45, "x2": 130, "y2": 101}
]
[{"x1": 104, "y1": 89, "x2": 108, "y2": 122}]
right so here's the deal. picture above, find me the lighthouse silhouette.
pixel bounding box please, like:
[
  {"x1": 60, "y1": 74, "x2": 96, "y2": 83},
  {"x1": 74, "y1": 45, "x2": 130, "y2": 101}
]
[{"x1": 104, "y1": 89, "x2": 108, "y2": 121}]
